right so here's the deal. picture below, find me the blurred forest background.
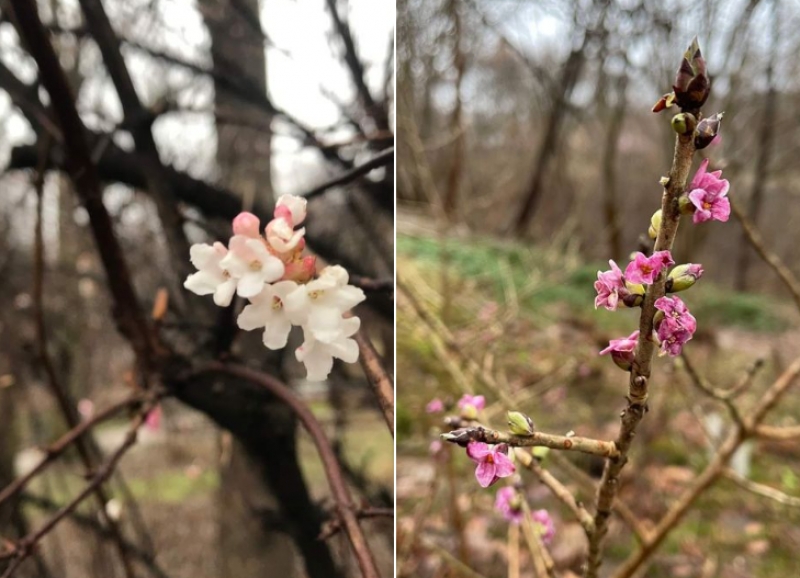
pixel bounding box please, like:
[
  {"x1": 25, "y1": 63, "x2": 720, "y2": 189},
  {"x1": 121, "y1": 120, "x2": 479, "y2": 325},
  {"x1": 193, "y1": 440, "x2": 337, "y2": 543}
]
[
  {"x1": 0, "y1": 1, "x2": 393, "y2": 577},
  {"x1": 397, "y1": 0, "x2": 800, "y2": 577}
]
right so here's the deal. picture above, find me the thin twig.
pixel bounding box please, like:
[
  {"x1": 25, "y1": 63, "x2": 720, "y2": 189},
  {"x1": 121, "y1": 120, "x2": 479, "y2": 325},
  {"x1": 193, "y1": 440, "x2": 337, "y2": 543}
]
[
  {"x1": 722, "y1": 469, "x2": 800, "y2": 507},
  {"x1": 519, "y1": 501, "x2": 557, "y2": 578},
  {"x1": 0, "y1": 396, "x2": 143, "y2": 507},
  {"x1": 303, "y1": 147, "x2": 394, "y2": 199},
  {"x1": 354, "y1": 330, "x2": 394, "y2": 436},
  {"x1": 0, "y1": 399, "x2": 157, "y2": 577},
  {"x1": 730, "y1": 197, "x2": 800, "y2": 312}
]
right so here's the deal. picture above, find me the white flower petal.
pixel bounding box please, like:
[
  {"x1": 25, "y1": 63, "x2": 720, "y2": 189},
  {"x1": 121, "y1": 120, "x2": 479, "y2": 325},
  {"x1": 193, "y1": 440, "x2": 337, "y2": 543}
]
[
  {"x1": 262, "y1": 318, "x2": 292, "y2": 350},
  {"x1": 213, "y1": 279, "x2": 237, "y2": 307},
  {"x1": 237, "y1": 273, "x2": 265, "y2": 298},
  {"x1": 307, "y1": 307, "x2": 346, "y2": 343},
  {"x1": 237, "y1": 302, "x2": 269, "y2": 330},
  {"x1": 329, "y1": 337, "x2": 359, "y2": 364},
  {"x1": 185, "y1": 270, "x2": 222, "y2": 296},
  {"x1": 261, "y1": 255, "x2": 285, "y2": 283}
]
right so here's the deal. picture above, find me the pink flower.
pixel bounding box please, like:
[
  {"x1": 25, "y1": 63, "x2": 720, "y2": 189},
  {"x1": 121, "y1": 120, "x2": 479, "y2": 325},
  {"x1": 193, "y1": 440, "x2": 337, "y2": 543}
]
[
  {"x1": 531, "y1": 509, "x2": 556, "y2": 545},
  {"x1": 232, "y1": 212, "x2": 261, "y2": 238},
  {"x1": 495, "y1": 486, "x2": 523, "y2": 523},
  {"x1": 655, "y1": 296, "x2": 696, "y2": 356},
  {"x1": 426, "y1": 398, "x2": 445, "y2": 413},
  {"x1": 688, "y1": 158, "x2": 730, "y2": 224},
  {"x1": 624, "y1": 251, "x2": 675, "y2": 285},
  {"x1": 599, "y1": 330, "x2": 639, "y2": 371},
  {"x1": 466, "y1": 442, "x2": 515, "y2": 487},
  {"x1": 594, "y1": 260, "x2": 628, "y2": 310},
  {"x1": 458, "y1": 394, "x2": 485, "y2": 412}
]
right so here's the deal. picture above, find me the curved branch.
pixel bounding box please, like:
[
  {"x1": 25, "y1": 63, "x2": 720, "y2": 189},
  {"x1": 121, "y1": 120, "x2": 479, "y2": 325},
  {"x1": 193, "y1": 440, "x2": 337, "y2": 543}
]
[{"x1": 202, "y1": 362, "x2": 381, "y2": 578}]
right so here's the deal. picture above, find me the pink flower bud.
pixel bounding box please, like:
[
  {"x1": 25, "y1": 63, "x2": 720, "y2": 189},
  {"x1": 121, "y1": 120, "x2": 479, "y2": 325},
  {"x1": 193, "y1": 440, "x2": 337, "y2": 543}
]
[
  {"x1": 282, "y1": 256, "x2": 316, "y2": 283},
  {"x1": 232, "y1": 212, "x2": 261, "y2": 238}
]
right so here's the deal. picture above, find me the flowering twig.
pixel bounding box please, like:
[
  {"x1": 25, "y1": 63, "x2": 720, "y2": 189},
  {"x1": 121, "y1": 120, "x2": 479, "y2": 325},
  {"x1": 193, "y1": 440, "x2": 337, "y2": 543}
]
[
  {"x1": 442, "y1": 426, "x2": 619, "y2": 459},
  {"x1": 354, "y1": 330, "x2": 394, "y2": 436},
  {"x1": 203, "y1": 362, "x2": 381, "y2": 578},
  {"x1": 585, "y1": 115, "x2": 697, "y2": 578},
  {"x1": 514, "y1": 450, "x2": 595, "y2": 535}
]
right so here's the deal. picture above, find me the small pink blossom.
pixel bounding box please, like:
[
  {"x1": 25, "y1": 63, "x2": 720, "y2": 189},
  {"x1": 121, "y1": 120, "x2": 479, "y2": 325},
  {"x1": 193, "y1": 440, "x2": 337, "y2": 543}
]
[
  {"x1": 495, "y1": 486, "x2": 523, "y2": 523},
  {"x1": 688, "y1": 158, "x2": 730, "y2": 224},
  {"x1": 624, "y1": 251, "x2": 675, "y2": 285},
  {"x1": 232, "y1": 212, "x2": 261, "y2": 238},
  {"x1": 655, "y1": 296, "x2": 696, "y2": 356},
  {"x1": 466, "y1": 441, "x2": 515, "y2": 488},
  {"x1": 531, "y1": 509, "x2": 556, "y2": 545},
  {"x1": 458, "y1": 394, "x2": 485, "y2": 412},
  {"x1": 426, "y1": 398, "x2": 445, "y2": 413},
  {"x1": 594, "y1": 260, "x2": 628, "y2": 310},
  {"x1": 599, "y1": 330, "x2": 639, "y2": 370}
]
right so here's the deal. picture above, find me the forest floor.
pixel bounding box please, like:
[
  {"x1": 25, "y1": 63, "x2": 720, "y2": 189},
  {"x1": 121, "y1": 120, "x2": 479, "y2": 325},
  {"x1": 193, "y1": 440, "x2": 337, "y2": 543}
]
[{"x1": 396, "y1": 208, "x2": 800, "y2": 578}]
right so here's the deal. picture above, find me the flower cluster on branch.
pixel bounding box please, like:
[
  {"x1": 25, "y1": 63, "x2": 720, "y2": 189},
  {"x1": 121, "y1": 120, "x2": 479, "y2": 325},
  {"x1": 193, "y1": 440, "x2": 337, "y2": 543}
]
[{"x1": 184, "y1": 195, "x2": 365, "y2": 380}]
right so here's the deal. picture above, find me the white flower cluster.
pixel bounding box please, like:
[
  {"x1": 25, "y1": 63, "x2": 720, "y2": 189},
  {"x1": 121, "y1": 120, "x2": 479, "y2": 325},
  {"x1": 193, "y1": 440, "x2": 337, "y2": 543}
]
[{"x1": 184, "y1": 195, "x2": 366, "y2": 381}]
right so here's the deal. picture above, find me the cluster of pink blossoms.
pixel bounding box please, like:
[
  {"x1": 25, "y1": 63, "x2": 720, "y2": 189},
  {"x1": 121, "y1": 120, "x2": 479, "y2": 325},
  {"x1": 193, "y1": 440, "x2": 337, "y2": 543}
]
[
  {"x1": 595, "y1": 157, "x2": 729, "y2": 365},
  {"x1": 597, "y1": 250, "x2": 699, "y2": 362},
  {"x1": 184, "y1": 195, "x2": 365, "y2": 381}
]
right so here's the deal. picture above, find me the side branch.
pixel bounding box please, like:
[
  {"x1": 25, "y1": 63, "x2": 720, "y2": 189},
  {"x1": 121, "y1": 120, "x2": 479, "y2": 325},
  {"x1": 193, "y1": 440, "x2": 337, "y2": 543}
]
[{"x1": 441, "y1": 426, "x2": 619, "y2": 458}]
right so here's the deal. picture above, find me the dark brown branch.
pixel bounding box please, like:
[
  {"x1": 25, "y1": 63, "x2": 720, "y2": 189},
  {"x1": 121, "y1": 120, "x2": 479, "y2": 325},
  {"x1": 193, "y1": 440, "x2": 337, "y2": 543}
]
[
  {"x1": 203, "y1": 363, "x2": 381, "y2": 578},
  {"x1": 303, "y1": 147, "x2": 394, "y2": 200},
  {"x1": 77, "y1": 0, "x2": 192, "y2": 298},
  {"x1": 9, "y1": 0, "x2": 159, "y2": 372}
]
